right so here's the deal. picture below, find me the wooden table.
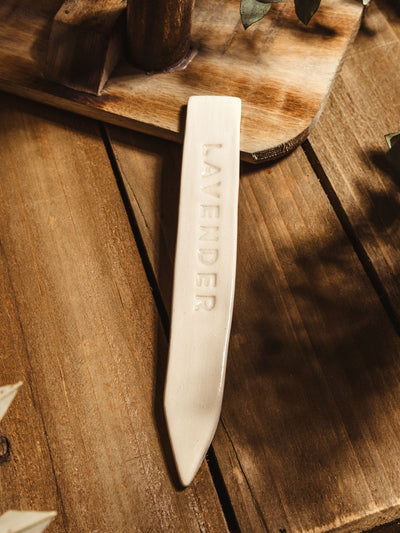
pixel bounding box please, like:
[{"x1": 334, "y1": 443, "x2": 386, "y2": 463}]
[{"x1": 0, "y1": 1, "x2": 399, "y2": 532}]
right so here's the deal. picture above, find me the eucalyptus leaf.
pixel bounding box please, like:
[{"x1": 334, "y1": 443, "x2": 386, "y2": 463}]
[
  {"x1": 240, "y1": 0, "x2": 272, "y2": 29},
  {"x1": 241, "y1": 0, "x2": 371, "y2": 28},
  {"x1": 385, "y1": 131, "x2": 400, "y2": 173},
  {"x1": 294, "y1": 0, "x2": 322, "y2": 25},
  {"x1": 385, "y1": 131, "x2": 400, "y2": 149}
]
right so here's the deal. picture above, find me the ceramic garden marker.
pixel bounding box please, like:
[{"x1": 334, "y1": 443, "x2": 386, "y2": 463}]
[
  {"x1": 164, "y1": 96, "x2": 241, "y2": 486},
  {"x1": 0, "y1": 382, "x2": 23, "y2": 422},
  {"x1": 0, "y1": 510, "x2": 57, "y2": 533},
  {"x1": 0, "y1": 388, "x2": 57, "y2": 532}
]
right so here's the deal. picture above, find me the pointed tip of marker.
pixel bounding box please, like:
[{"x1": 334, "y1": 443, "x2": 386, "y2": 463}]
[
  {"x1": 178, "y1": 459, "x2": 202, "y2": 488},
  {"x1": 0, "y1": 382, "x2": 24, "y2": 423},
  {"x1": 11, "y1": 381, "x2": 24, "y2": 394},
  {"x1": 0, "y1": 510, "x2": 57, "y2": 532},
  {"x1": 0, "y1": 381, "x2": 23, "y2": 394},
  {"x1": 164, "y1": 395, "x2": 222, "y2": 487}
]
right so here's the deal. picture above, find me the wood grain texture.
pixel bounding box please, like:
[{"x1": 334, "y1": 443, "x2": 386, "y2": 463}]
[
  {"x1": 308, "y1": 1, "x2": 400, "y2": 325},
  {"x1": 0, "y1": 250, "x2": 66, "y2": 531},
  {"x1": 45, "y1": 0, "x2": 126, "y2": 94},
  {"x1": 0, "y1": 0, "x2": 362, "y2": 162},
  {"x1": 106, "y1": 119, "x2": 400, "y2": 532},
  {"x1": 0, "y1": 93, "x2": 228, "y2": 532},
  {"x1": 127, "y1": 0, "x2": 194, "y2": 71}
]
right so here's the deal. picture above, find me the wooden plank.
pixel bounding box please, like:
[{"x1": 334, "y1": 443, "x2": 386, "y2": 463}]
[
  {"x1": 106, "y1": 121, "x2": 400, "y2": 531},
  {"x1": 0, "y1": 93, "x2": 229, "y2": 532},
  {"x1": 220, "y1": 153, "x2": 400, "y2": 533},
  {"x1": 0, "y1": 252, "x2": 65, "y2": 531},
  {"x1": 0, "y1": 0, "x2": 363, "y2": 162},
  {"x1": 308, "y1": 0, "x2": 400, "y2": 324}
]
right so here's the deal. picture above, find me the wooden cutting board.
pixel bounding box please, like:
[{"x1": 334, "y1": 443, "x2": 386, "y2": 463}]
[{"x1": 0, "y1": 0, "x2": 363, "y2": 162}]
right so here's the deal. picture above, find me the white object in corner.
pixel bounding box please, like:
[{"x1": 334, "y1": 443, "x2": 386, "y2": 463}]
[
  {"x1": 0, "y1": 510, "x2": 57, "y2": 533},
  {"x1": 164, "y1": 95, "x2": 241, "y2": 487},
  {"x1": 0, "y1": 382, "x2": 23, "y2": 423}
]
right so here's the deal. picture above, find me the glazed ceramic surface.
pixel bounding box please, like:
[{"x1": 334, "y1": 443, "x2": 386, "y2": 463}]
[{"x1": 164, "y1": 96, "x2": 241, "y2": 486}]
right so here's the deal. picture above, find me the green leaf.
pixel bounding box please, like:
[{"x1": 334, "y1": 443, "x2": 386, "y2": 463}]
[
  {"x1": 294, "y1": 0, "x2": 322, "y2": 25},
  {"x1": 240, "y1": 0, "x2": 272, "y2": 29},
  {"x1": 240, "y1": 0, "x2": 370, "y2": 29},
  {"x1": 385, "y1": 131, "x2": 400, "y2": 149},
  {"x1": 385, "y1": 131, "x2": 400, "y2": 173}
]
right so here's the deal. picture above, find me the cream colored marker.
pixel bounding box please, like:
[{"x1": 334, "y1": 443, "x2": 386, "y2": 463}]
[
  {"x1": 164, "y1": 96, "x2": 241, "y2": 486},
  {"x1": 0, "y1": 511, "x2": 57, "y2": 533},
  {"x1": 0, "y1": 382, "x2": 23, "y2": 423}
]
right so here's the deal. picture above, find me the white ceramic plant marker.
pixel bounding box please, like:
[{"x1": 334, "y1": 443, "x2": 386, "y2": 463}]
[
  {"x1": 0, "y1": 382, "x2": 23, "y2": 422},
  {"x1": 0, "y1": 510, "x2": 57, "y2": 533},
  {"x1": 164, "y1": 95, "x2": 241, "y2": 486},
  {"x1": 0, "y1": 387, "x2": 57, "y2": 533}
]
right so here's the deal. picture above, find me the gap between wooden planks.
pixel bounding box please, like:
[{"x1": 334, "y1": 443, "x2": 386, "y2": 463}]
[
  {"x1": 308, "y1": 0, "x2": 400, "y2": 330},
  {"x1": 104, "y1": 2, "x2": 400, "y2": 532},
  {"x1": 0, "y1": 1, "x2": 398, "y2": 532},
  {"x1": 0, "y1": 94, "x2": 229, "y2": 532},
  {"x1": 105, "y1": 127, "x2": 400, "y2": 533}
]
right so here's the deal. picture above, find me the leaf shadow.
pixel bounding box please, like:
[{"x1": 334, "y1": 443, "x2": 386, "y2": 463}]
[
  {"x1": 219, "y1": 159, "x2": 400, "y2": 525},
  {"x1": 369, "y1": 149, "x2": 400, "y2": 185}
]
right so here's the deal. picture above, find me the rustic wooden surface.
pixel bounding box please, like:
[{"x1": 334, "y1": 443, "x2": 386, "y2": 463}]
[
  {"x1": 1, "y1": 1, "x2": 400, "y2": 532},
  {"x1": 0, "y1": 0, "x2": 362, "y2": 162},
  {"x1": 0, "y1": 96, "x2": 228, "y2": 532},
  {"x1": 308, "y1": 2, "x2": 400, "y2": 328},
  {"x1": 45, "y1": 0, "x2": 126, "y2": 95}
]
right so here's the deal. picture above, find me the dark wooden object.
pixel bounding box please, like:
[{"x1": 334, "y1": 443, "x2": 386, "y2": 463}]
[
  {"x1": 126, "y1": 0, "x2": 194, "y2": 71},
  {"x1": 45, "y1": 0, "x2": 126, "y2": 95}
]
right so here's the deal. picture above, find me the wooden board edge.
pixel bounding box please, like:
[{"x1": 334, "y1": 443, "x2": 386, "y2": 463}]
[
  {"x1": 248, "y1": 7, "x2": 364, "y2": 164},
  {"x1": 0, "y1": 80, "x2": 318, "y2": 165},
  {"x1": 0, "y1": 4, "x2": 363, "y2": 165},
  {"x1": 0, "y1": 79, "x2": 181, "y2": 142},
  {"x1": 328, "y1": 504, "x2": 400, "y2": 533}
]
